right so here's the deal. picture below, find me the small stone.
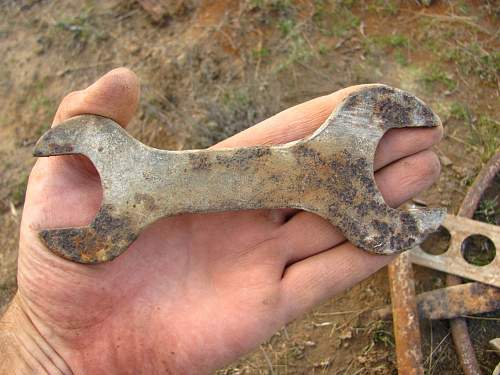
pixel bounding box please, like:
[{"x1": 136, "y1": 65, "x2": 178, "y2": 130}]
[
  {"x1": 452, "y1": 165, "x2": 466, "y2": 177},
  {"x1": 439, "y1": 155, "x2": 453, "y2": 167},
  {"x1": 313, "y1": 359, "x2": 331, "y2": 368},
  {"x1": 131, "y1": 46, "x2": 141, "y2": 55},
  {"x1": 339, "y1": 330, "x2": 352, "y2": 340}
]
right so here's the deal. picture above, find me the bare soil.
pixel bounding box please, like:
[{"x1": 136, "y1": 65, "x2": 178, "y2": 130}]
[{"x1": 0, "y1": 1, "x2": 499, "y2": 374}]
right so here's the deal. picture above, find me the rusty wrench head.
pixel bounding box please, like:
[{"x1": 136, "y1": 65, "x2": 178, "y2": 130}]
[{"x1": 34, "y1": 85, "x2": 446, "y2": 264}]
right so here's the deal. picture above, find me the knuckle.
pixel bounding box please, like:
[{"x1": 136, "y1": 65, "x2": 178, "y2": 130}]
[
  {"x1": 426, "y1": 151, "x2": 441, "y2": 178},
  {"x1": 417, "y1": 151, "x2": 441, "y2": 184},
  {"x1": 60, "y1": 90, "x2": 83, "y2": 106}
]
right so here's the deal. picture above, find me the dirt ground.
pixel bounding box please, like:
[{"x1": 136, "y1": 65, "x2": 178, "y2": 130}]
[{"x1": 0, "y1": 0, "x2": 499, "y2": 374}]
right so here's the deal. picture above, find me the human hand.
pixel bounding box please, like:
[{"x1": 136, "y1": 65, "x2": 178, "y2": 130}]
[{"x1": 1, "y1": 68, "x2": 442, "y2": 374}]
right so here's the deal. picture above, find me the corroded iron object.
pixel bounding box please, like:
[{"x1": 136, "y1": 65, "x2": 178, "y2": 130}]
[
  {"x1": 33, "y1": 85, "x2": 445, "y2": 263},
  {"x1": 388, "y1": 253, "x2": 424, "y2": 375},
  {"x1": 372, "y1": 282, "x2": 500, "y2": 321},
  {"x1": 410, "y1": 214, "x2": 500, "y2": 287}
]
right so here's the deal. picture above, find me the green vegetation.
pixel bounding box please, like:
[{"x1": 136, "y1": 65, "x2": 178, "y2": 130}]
[
  {"x1": 462, "y1": 234, "x2": 496, "y2": 266},
  {"x1": 476, "y1": 197, "x2": 499, "y2": 225},
  {"x1": 417, "y1": 15, "x2": 498, "y2": 87},
  {"x1": 378, "y1": 34, "x2": 409, "y2": 48},
  {"x1": 29, "y1": 78, "x2": 56, "y2": 127},
  {"x1": 277, "y1": 35, "x2": 314, "y2": 71},
  {"x1": 222, "y1": 89, "x2": 251, "y2": 110},
  {"x1": 361, "y1": 320, "x2": 395, "y2": 356},
  {"x1": 450, "y1": 101, "x2": 471, "y2": 122},
  {"x1": 278, "y1": 18, "x2": 295, "y2": 36},
  {"x1": 421, "y1": 64, "x2": 457, "y2": 91},
  {"x1": 394, "y1": 49, "x2": 407, "y2": 66},
  {"x1": 449, "y1": 102, "x2": 499, "y2": 163},
  {"x1": 318, "y1": 43, "x2": 328, "y2": 55},
  {"x1": 362, "y1": 33, "x2": 410, "y2": 65},
  {"x1": 55, "y1": 9, "x2": 107, "y2": 47},
  {"x1": 371, "y1": 325, "x2": 394, "y2": 347},
  {"x1": 313, "y1": 1, "x2": 360, "y2": 37},
  {"x1": 248, "y1": 0, "x2": 293, "y2": 13},
  {"x1": 367, "y1": 0, "x2": 399, "y2": 15},
  {"x1": 446, "y1": 43, "x2": 499, "y2": 87},
  {"x1": 10, "y1": 173, "x2": 29, "y2": 206},
  {"x1": 470, "y1": 115, "x2": 500, "y2": 163},
  {"x1": 252, "y1": 46, "x2": 270, "y2": 59}
]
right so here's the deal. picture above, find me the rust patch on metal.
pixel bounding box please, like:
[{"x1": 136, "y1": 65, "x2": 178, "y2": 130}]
[
  {"x1": 410, "y1": 214, "x2": 500, "y2": 287},
  {"x1": 388, "y1": 253, "x2": 424, "y2": 375},
  {"x1": 33, "y1": 142, "x2": 74, "y2": 156},
  {"x1": 33, "y1": 85, "x2": 445, "y2": 264},
  {"x1": 40, "y1": 205, "x2": 138, "y2": 263},
  {"x1": 189, "y1": 153, "x2": 212, "y2": 171},
  {"x1": 372, "y1": 282, "x2": 500, "y2": 321}
]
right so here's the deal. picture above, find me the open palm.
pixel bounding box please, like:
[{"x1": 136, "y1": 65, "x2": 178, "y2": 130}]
[{"x1": 15, "y1": 68, "x2": 441, "y2": 374}]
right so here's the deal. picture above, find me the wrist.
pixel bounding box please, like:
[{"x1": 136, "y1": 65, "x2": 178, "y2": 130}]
[{"x1": 0, "y1": 294, "x2": 72, "y2": 375}]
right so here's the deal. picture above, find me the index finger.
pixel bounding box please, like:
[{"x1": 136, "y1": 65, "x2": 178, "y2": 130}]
[{"x1": 213, "y1": 84, "x2": 443, "y2": 172}]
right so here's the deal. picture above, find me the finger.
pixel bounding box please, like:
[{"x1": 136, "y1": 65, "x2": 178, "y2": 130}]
[
  {"x1": 280, "y1": 242, "x2": 393, "y2": 321},
  {"x1": 214, "y1": 85, "x2": 372, "y2": 148},
  {"x1": 53, "y1": 67, "x2": 140, "y2": 127},
  {"x1": 213, "y1": 85, "x2": 442, "y2": 226},
  {"x1": 279, "y1": 149, "x2": 441, "y2": 264},
  {"x1": 26, "y1": 68, "x2": 141, "y2": 229},
  {"x1": 214, "y1": 85, "x2": 443, "y2": 171},
  {"x1": 46, "y1": 68, "x2": 140, "y2": 175},
  {"x1": 374, "y1": 125, "x2": 442, "y2": 169}
]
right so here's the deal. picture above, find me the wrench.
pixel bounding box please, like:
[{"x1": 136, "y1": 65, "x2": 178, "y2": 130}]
[{"x1": 33, "y1": 85, "x2": 445, "y2": 264}]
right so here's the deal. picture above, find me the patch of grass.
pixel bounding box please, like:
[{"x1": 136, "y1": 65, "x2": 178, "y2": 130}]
[
  {"x1": 318, "y1": 43, "x2": 328, "y2": 55},
  {"x1": 10, "y1": 173, "x2": 29, "y2": 207},
  {"x1": 469, "y1": 115, "x2": 500, "y2": 163},
  {"x1": 475, "y1": 197, "x2": 498, "y2": 224},
  {"x1": 449, "y1": 103, "x2": 499, "y2": 163},
  {"x1": 29, "y1": 78, "x2": 56, "y2": 124},
  {"x1": 278, "y1": 18, "x2": 295, "y2": 36},
  {"x1": 276, "y1": 35, "x2": 314, "y2": 71},
  {"x1": 248, "y1": 0, "x2": 293, "y2": 13},
  {"x1": 363, "y1": 34, "x2": 410, "y2": 65},
  {"x1": 461, "y1": 234, "x2": 496, "y2": 266},
  {"x1": 381, "y1": 34, "x2": 410, "y2": 48},
  {"x1": 55, "y1": 8, "x2": 107, "y2": 48},
  {"x1": 367, "y1": 0, "x2": 399, "y2": 15},
  {"x1": 190, "y1": 85, "x2": 271, "y2": 149},
  {"x1": 421, "y1": 64, "x2": 457, "y2": 91},
  {"x1": 222, "y1": 89, "x2": 251, "y2": 110},
  {"x1": 364, "y1": 34, "x2": 409, "y2": 50},
  {"x1": 450, "y1": 101, "x2": 471, "y2": 122},
  {"x1": 313, "y1": 1, "x2": 360, "y2": 37},
  {"x1": 252, "y1": 46, "x2": 270, "y2": 59},
  {"x1": 456, "y1": 0, "x2": 470, "y2": 15},
  {"x1": 372, "y1": 326, "x2": 394, "y2": 348},
  {"x1": 422, "y1": 37, "x2": 441, "y2": 54},
  {"x1": 394, "y1": 49, "x2": 407, "y2": 66},
  {"x1": 31, "y1": 94, "x2": 53, "y2": 116},
  {"x1": 446, "y1": 43, "x2": 499, "y2": 87},
  {"x1": 365, "y1": 321, "x2": 394, "y2": 350}
]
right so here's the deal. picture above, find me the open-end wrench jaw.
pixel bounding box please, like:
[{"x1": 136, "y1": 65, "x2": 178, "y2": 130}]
[{"x1": 34, "y1": 85, "x2": 446, "y2": 264}]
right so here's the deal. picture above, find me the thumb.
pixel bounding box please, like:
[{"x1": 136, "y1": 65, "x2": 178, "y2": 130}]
[
  {"x1": 23, "y1": 68, "x2": 140, "y2": 230},
  {"x1": 53, "y1": 67, "x2": 140, "y2": 127}
]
